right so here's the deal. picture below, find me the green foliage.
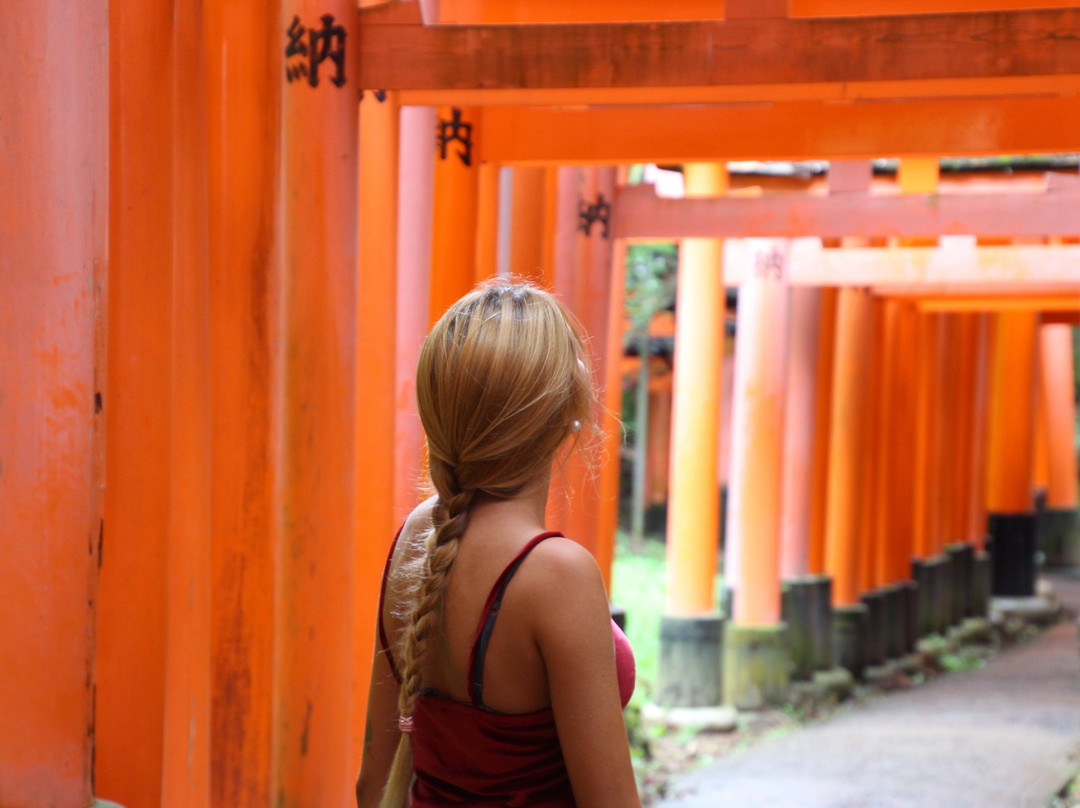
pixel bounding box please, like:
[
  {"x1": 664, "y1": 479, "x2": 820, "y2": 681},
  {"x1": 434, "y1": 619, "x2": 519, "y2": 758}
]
[{"x1": 624, "y1": 242, "x2": 677, "y2": 337}]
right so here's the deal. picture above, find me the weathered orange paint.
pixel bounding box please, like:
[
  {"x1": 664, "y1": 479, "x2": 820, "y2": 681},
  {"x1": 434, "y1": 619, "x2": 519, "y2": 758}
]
[
  {"x1": 204, "y1": 0, "x2": 282, "y2": 802},
  {"x1": 807, "y1": 287, "x2": 838, "y2": 576},
  {"x1": 509, "y1": 166, "x2": 549, "y2": 285},
  {"x1": 1040, "y1": 324, "x2": 1080, "y2": 509},
  {"x1": 355, "y1": 89, "x2": 401, "y2": 766},
  {"x1": 985, "y1": 312, "x2": 1040, "y2": 514},
  {"x1": 276, "y1": 1, "x2": 359, "y2": 804},
  {"x1": 780, "y1": 288, "x2": 823, "y2": 579},
  {"x1": 728, "y1": 241, "x2": 790, "y2": 626},
  {"x1": 430, "y1": 106, "x2": 482, "y2": 324},
  {"x1": 667, "y1": 164, "x2": 727, "y2": 616},
  {"x1": 824, "y1": 287, "x2": 873, "y2": 606},
  {"x1": 97, "y1": 0, "x2": 174, "y2": 803},
  {"x1": 394, "y1": 106, "x2": 436, "y2": 524},
  {"x1": 161, "y1": 4, "x2": 214, "y2": 805},
  {"x1": 0, "y1": 3, "x2": 105, "y2": 804},
  {"x1": 475, "y1": 161, "x2": 500, "y2": 282},
  {"x1": 966, "y1": 314, "x2": 993, "y2": 548}
]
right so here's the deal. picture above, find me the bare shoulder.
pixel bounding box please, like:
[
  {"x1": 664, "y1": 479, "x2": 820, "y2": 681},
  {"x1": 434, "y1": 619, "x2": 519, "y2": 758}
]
[
  {"x1": 514, "y1": 536, "x2": 608, "y2": 616},
  {"x1": 393, "y1": 496, "x2": 437, "y2": 564}
]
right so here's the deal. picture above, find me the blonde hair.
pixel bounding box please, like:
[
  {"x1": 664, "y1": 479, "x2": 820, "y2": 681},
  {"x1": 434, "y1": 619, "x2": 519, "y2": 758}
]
[{"x1": 380, "y1": 282, "x2": 596, "y2": 807}]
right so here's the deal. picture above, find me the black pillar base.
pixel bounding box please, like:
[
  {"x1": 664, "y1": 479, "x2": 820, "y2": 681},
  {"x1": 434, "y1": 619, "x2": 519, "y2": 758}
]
[
  {"x1": 1040, "y1": 507, "x2": 1080, "y2": 567},
  {"x1": 834, "y1": 604, "x2": 869, "y2": 679},
  {"x1": 657, "y1": 614, "x2": 724, "y2": 707},
  {"x1": 812, "y1": 576, "x2": 834, "y2": 671},
  {"x1": 945, "y1": 543, "x2": 975, "y2": 626},
  {"x1": 881, "y1": 583, "x2": 907, "y2": 660},
  {"x1": 860, "y1": 589, "x2": 887, "y2": 667},
  {"x1": 782, "y1": 577, "x2": 819, "y2": 681},
  {"x1": 900, "y1": 580, "x2": 921, "y2": 653},
  {"x1": 972, "y1": 550, "x2": 991, "y2": 616},
  {"x1": 988, "y1": 512, "x2": 1038, "y2": 597}
]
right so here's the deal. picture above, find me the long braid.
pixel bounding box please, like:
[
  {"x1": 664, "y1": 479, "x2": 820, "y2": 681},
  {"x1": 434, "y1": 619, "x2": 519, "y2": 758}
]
[{"x1": 380, "y1": 467, "x2": 473, "y2": 808}]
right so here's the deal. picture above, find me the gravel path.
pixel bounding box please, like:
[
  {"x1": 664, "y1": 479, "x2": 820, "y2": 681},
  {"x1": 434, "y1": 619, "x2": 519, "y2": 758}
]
[{"x1": 659, "y1": 574, "x2": 1080, "y2": 808}]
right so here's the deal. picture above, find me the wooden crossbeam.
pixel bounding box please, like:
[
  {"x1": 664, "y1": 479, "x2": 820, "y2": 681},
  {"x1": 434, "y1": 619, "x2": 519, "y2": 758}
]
[
  {"x1": 613, "y1": 181, "x2": 1080, "y2": 239},
  {"x1": 358, "y1": 8, "x2": 1080, "y2": 91},
  {"x1": 477, "y1": 96, "x2": 1080, "y2": 163},
  {"x1": 723, "y1": 239, "x2": 1080, "y2": 286}
]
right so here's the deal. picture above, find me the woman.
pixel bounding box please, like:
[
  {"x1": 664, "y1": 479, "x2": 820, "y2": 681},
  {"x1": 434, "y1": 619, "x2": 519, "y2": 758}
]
[{"x1": 356, "y1": 283, "x2": 641, "y2": 808}]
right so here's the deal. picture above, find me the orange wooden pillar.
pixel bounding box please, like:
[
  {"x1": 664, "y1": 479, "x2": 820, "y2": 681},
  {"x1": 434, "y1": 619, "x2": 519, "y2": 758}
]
[
  {"x1": 96, "y1": 1, "x2": 186, "y2": 804},
  {"x1": 0, "y1": 3, "x2": 106, "y2": 804},
  {"x1": 204, "y1": 1, "x2": 283, "y2": 803},
  {"x1": 548, "y1": 166, "x2": 619, "y2": 586},
  {"x1": 780, "y1": 287, "x2": 822, "y2": 580},
  {"x1": 807, "y1": 287, "x2": 839, "y2": 577},
  {"x1": 1038, "y1": 323, "x2": 1080, "y2": 564},
  {"x1": 429, "y1": 105, "x2": 482, "y2": 322},
  {"x1": 507, "y1": 166, "x2": 550, "y2": 285},
  {"x1": 823, "y1": 286, "x2": 874, "y2": 673},
  {"x1": 394, "y1": 106, "x2": 436, "y2": 523},
  {"x1": 161, "y1": 5, "x2": 214, "y2": 805},
  {"x1": 277, "y1": 1, "x2": 359, "y2": 804},
  {"x1": 985, "y1": 311, "x2": 1041, "y2": 596},
  {"x1": 723, "y1": 240, "x2": 792, "y2": 708},
  {"x1": 355, "y1": 84, "x2": 401, "y2": 767},
  {"x1": 655, "y1": 163, "x2": 726, "y2": 706}
]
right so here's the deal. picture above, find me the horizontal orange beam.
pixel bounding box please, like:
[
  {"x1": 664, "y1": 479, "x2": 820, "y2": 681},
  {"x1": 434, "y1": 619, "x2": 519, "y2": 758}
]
[
  {"x1": 358, "y1": 9, "x2": 1080, "y2": 91},
  {"x1": 477, "y1": 97, "x2": 1080, "y2": 164},
  {"x1": 397, "y1": 74, "x2": 1080, "y2": 108},
  {"x1": 914, "y1": 295, "x2": 1080, "y2": 312},
  {"x1": 723, "y1": 239, "x2": 1080, "y2": 286},
  {"x1": 613, "y1": 181, "x2": 1080, "y2": 240},
  {"x1": 429, "y1": 0, "x2": 1078, "y2": 24}
]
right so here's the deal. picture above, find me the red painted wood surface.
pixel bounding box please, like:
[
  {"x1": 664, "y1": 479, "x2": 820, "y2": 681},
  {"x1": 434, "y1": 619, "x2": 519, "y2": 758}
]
[{"x1": 0, "y1": 3, "x2": 106, "y2": 804}]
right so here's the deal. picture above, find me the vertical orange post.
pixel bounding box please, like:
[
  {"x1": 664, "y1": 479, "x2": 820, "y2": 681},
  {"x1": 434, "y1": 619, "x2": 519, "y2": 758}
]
[
  {"x1": 161, "y1": 4, "x2": 214, "y2": 805},
  {"x1": 508, "y1": 166, "x2": 549, "y2": 285},
  {"x1": 1041, "y1": 325, "x2": 1080, "y2": 511},
  {"x1": 475, "y1": 161, "x2": 500, "y2": 282},
  {"x1": 780, "y1": 287, "x2": 823, "y2": 580},
  {"x1": 823, "y1": 287, "x2": 873, "y2": 607},
  {"x1": 807, "y1": 287, "x2": 839, "y2": 576},
  {"x1": 667, "y1": 163, "x2": 727, "y2": 616},
  {"x1": 872, "y1": 300, "x2": 901, "y2": 588},
  {"x1": 355, "y1": 84, "x2": 401, "y2": 765},
  {"x1": 204, "y1": 1, "x2": 282, "y2": 803},
  {"x1": 550, "y1": 167, "x2": 619, "y2": 585},
  {"x1": 912, "y1": 312, "x2": 945, "y2": 559},
  {"x1": 1039, "y1": 323, "x2": 1080, "y2": 564},
  {"x1": 97, "y1": 1, "x2": 174, "y2": 803},
  {"x1": 277, "y1": 1, "x2": 358, "y2": 804},
  {"x1": 648, "y1": 386, "x2": 674, "y2": 507},
  {"x1": 858, "y1": 299, "x2": 884, "y2": 593},
  {"x1": 1033, "y1": 365, "x2": 1052, "y2": 498},
  {"x1": 0, "y1": 3, "x2": 105, "y2": 804},
  {"x1": 966, "y1": 314, "x2": 993, "y2": 551},
  {"x1": 985, "y1": 311, "x2": 1040, "y2": 595},
  {"x1": 598, "y1": 236, "x2": 629, "y2": 589},
  {"x1": 429, "y1": 105, "x2": 482, "y2": 323},
  {"x1": 656, "y1": 164, "x2": 727, "y2": 707},
  {"x1": 727, "y1": 241, "x2": 790, "y2": 625},
  {"x1": 884, "y1": 302, "x2": 920, "y2": 582},
  {"x1": 394, "y1": 106, "x2": 436, "y2": 523}
]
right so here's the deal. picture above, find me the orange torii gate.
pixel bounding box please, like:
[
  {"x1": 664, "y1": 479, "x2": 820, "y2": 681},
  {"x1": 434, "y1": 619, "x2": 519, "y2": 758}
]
[{"x1": 4, "y1": 2, "x2": 1080, "y2": 807}]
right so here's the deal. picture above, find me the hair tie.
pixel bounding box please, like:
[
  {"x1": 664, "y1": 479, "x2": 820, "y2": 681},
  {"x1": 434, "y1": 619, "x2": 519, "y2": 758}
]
[
  {"x1": 398, "y1": 715, "x2": 414, "y2": 734},
  {"x1": 571, "y1": 420, "x2": 582, "y2": 433}
]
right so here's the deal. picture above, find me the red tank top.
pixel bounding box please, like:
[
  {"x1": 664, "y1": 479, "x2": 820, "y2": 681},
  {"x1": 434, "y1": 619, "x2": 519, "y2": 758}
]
[{"x1": 378, "y1": 530, "x2": 635, "y2": 808}]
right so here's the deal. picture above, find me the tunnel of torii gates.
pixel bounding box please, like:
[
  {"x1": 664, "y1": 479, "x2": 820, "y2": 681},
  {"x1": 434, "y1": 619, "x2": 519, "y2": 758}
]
[{"x1": 6, "y1": 0, "x2": 1080, "y2": 807}]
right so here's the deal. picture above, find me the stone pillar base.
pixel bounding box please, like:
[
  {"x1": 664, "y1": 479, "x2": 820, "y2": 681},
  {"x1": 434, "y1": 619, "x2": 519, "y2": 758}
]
[
  {"x1": 860, "y1": 589, "x2": 887, "y2": 667},
  {"x1": 833, "y1": 603, "x2": 868, "y2": 678},
  {"x1": 1040, "y1": 507, "x2": 1080, "y2": 567},
  {"x1": 972, "y1": 550, "x2": 991, "y2": 616},
  {"x1": 657, "y1": 613, "x2": 724, "y2": 707},
  {"x1": 722, "y1": 622, "x2": 790, "y2": 710},
  {"x1": 900, "y1": 580, "x2": 921, "y2": 653},
  {"x1": 988, "y1": 512, "x2": 1038, "y2": 596},
  {"x1": 782, "y1": 576, "x2": 824, "y2": 681},
  {"x1": 881, "y1": 583, "x2": 907, "y2": 660},
  {"x1": 812, "y1": 576, "x2": 834, "y2": 671},
  {"x1": 945, "y1": 543, "x2": 975, "y2": 625}
]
